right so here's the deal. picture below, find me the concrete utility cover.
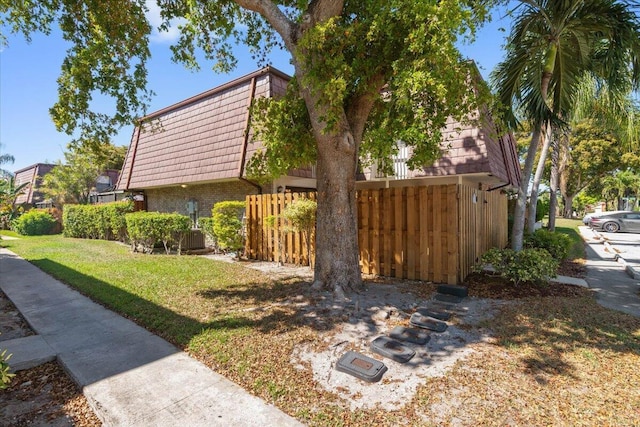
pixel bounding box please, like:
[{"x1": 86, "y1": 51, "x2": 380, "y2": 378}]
[
  {"x1": 409, "y1": 313, "x2": 448, "y2": 332},
  {"x1": 416, "y1": 307, "x2": 451, "y2": 321},
  {"x1": 335, "y1": 351, "x2": 387, "y2": 383},
  {"x1": 434, "y1": 293, "x2": 464, "y2": 304},
  {"x1": 370, "y1": 336, "x2": 416, "y2": 363},
  {"x1": 389, "y1": 326, "x2": 431, "y2": 345},
  {"x1": 437, "y1": 284, "x2": 469, "y2": 297}
]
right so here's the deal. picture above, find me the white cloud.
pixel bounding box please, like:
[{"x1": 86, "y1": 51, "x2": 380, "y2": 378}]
[{"x1": 146, "y1": 0, "x2": 186, "y2": 44}]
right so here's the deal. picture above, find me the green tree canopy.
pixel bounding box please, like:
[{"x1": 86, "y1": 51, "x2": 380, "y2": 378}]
[
  {"x1": 557, "y1": 120, "x2": 623, "y2": 216},
  {"x1": 41, "y1": 142, "x2": 125, "y2": 206},
  {"x1": 1, "y1": 0, "x2": 493, "y2": 294}
]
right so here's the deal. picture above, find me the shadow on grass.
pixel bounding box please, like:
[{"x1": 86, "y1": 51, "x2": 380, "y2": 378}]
[
  {"x1": 21, "y1": 255, "x2": 487, "y2": 375},
  {"x1": 555, "y1": 225, "x2": 587, "y2": 260},
  {"x1": 27, "y1": 258, "x2": 330, "y2": 345},
  {"x1": 493, "y1": 295, "x2": 640, "y2": 384}
]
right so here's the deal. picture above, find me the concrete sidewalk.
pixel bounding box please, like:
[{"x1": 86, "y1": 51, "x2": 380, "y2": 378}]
[
  {"x1": 579, "y1": 227, "x2": 640, "y2": 318},
  {"x1": 0, "y1": 248, "x2": 303, "y2": 426}
]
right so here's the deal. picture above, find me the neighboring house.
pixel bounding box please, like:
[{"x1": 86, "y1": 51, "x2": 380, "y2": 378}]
[
  {"x1": 90, "y1": 169, "x2": 126, "y2": 204},
  {"x1": 15, "y1": 164, "x2": 125, "y2": 208},
  {"x1": 13, "y1": 163, "x2": 56, "y2": 208},
  {"x1": 117, "y1": 65, "x2": 519, "y2": 225},
  {"x1": 116, "y1": 66, "x2": 316, "y2": 226}
]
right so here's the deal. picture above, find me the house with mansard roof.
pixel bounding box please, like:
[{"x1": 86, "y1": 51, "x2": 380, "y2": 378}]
[
  {"x1": 14, "y1": 163, "x2": 56, "y2": 208},
  {"x1": 117, "y1": 65, "x2": 519, "y2": 226},
  {"x1": 116, "y1": 66, "x2": 316, "y2": 226},
  {"x1": 15, "y1": 163, "x2": 121, "y2": 208},
  {"x1": 358, "y1": 112, "x2": 520, "y2": 191}
]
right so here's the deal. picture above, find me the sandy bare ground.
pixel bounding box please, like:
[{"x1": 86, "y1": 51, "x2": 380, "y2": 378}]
[{"x1": 207, "y1": 255, "x2": 510, "y2": 411}]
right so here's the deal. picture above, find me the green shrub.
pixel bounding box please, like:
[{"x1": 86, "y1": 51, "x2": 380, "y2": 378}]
[
  {"x1": 477, "y1": 247, "x2": 559, "y2": 285},
  {"x1": 103, "y1": 201, "x2": 135, "y2": 241},
  {"x1": 536, "y1": 199, "x2": 549, "y2": 222},
  {"x1": 125, "y1": 211, "x2": 191, "y2": 254},
  {"x1": 0, "y1": 348, "x2": 15, "y2": 390},
  {"x1": 524, "y1": 229, "x2": 572, "y2": 260},
  {"x1": 12, "y1": 210, "x2": 57, "y2": 235},
  {"x1": 281, "y1": 198, "x2": 316, "y2": 266},
  {"x1": 211, "y1": 201, "x2": 246, "y2": 256},
  {"x1": 63, "y1": 201, "x2": 133, "y2": 240},
  {"x1": 198, "y1": 217, "x2": 217, "y2": 248}
]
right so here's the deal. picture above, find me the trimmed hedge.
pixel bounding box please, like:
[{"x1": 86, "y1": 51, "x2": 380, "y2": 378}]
[
  {"x1": 63, "y1": 201, "x2": 134, "y2": 240},
  {"x1": 125, "y1": 212, "x2": 191, "y2": 254},
  {"x1": 12, "y1": 210, "x2": 57, "y2": 236}
]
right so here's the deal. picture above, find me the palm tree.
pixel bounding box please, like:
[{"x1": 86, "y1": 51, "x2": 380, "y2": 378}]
[
  {"x1": 492, "y1": 0, "x2": 640, "y2": 250},
  {"x1": 0, "y1": 176, "x2": 29, "y2": 229},
  {"x1": 0, "y1": 144, "x2": 16, "y2": 178}
]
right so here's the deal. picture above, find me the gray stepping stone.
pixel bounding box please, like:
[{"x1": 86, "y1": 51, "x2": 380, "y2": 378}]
[
  {"x1": 437, "y1": 284, "x2": 468, "y2": 298},
  {"x1": 388, "y1": 326, "x2": 430, "y2": 345},
  {"x1": 370, "y1": 336, "x2": 416, "y2": 363},
  {"x1": 335, "y1": 351, "x2": 387, "y2": 383},
  {"x1": 409, "y1": 313, "x2": 448, "y2": 332},
  {"x1": 434, "y1": 293, "x2": 464, "y2": 304},
  {"x1": 416, "y1": 306, "x2": 451, "y2": 321}
]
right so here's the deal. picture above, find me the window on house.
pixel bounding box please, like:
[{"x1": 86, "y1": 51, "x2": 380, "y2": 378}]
[{"x1": 373, "y1": 142, "x2": 409, "y2": 179}]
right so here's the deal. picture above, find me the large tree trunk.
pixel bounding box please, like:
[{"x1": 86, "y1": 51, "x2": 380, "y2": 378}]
[
  {"x1": 548, "y1": 130, "x2": 560, "y2": 230},
  {"x1": 511, "y1": 127, "x2": 542, "y2": 251},
  {"x1": 511, "y1": 44, "x2": 556, "y2": 250},
  {"x1": 563, "y1": 194, "x2": 574, "y2": 218},
  {"x1": 527, "y1": 123, "x2": 552, "y2": 232},
  {"x1": 312, "y1": 131, "x2": 363, "y2": 297}
]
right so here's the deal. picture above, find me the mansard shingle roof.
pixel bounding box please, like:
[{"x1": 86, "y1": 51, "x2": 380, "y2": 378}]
[{"x1": 117, "y1": 66, "x2": 290, "y2": 190}]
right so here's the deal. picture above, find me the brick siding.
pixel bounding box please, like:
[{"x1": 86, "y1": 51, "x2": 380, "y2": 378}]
[{"x1": 145, "y1": 180, "x2": 261, "y2": 219}]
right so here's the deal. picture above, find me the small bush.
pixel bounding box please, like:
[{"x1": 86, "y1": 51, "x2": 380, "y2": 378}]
[
  {"x1": 536, "y1": 199, "x2": 549, "y2": 222},
  {"x1": 281, "y1": 198, "x2": 316, "y2": 266},
  {"x1": 198, "y1": 217, "x2": 217, "y2": 249},
  {"x1": 477, "y1": 247, "x2": 559, "y2": 285},
  {"x1": 125, "y1": 211, "x2": 191, "y2": 254},
  {"x1": 0, "y1": 348, "x2": 14, "y2": 390},
  {"x1": 524, "y1": 229, "x2": 572, "y2": 260},
  {"x1": 211, "y1": 201, "x2": 245, "y2": 256},
  {"x1": 12, "y1": 210, "x2": 57, "y2": 235}
]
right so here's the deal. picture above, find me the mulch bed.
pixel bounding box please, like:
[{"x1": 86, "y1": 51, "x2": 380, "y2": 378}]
[
  {"x1": 465, "y1": 258, "x2": 590, "y2": 300},
  {"x1": 0, "y1": 290, "x2": 101, "y2": 426}
]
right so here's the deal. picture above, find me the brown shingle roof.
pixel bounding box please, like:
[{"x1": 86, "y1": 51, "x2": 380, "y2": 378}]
[
  {"x1": 415, "y1": 112, "x2": 521, "y2": 187},
  {"x1": 117, "y1": 66, "x2": 290, "y2": 190},
  {"x1": 13, "y1": 163, "x2": 55, "y2": 205}
]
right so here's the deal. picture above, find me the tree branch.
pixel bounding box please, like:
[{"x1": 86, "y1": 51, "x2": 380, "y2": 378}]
[
  {"x1": 346, "y1": 73, "x2": 386, "y2": 146},
  {"x1": 304, "y1": 0, "x2": 344, "y2": 27},
  {"x1": 233, "y1": 0, "x2": 296, "y2": 46}
]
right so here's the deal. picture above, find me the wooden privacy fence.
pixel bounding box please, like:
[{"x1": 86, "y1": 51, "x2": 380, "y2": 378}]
[
  {"x1": 245, "y1": 184, "x2": 508, "y2": 284},
  {"x1": 245, "y1": 192, "x2": 317, "y2": 267}
]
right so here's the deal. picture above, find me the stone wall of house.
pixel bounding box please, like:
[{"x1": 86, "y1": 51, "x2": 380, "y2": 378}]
[{"x1": 145, "y1": 180, "x2": 262, "y2": 222}]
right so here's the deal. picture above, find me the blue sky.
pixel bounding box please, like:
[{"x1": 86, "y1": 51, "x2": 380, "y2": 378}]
[{"x1": 0, "y1": 4, "x2": 512, "y2": 173}]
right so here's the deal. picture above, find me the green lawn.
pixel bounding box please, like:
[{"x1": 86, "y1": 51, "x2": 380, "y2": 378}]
[
  {"x1": 2, "y1": 232, "x2": 639, "y2": 426},
  {"x1": 2, "y1": 235, "x2": 283, "y2": 345},
  {"x1": 553, "y1": 218, "x2": 587, "y2": 260}
]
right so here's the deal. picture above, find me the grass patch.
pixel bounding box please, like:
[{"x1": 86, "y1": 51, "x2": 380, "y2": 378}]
[
  {"x1": 3, "y1": 234, "x2": 640, "y2": 426},
  {"x1": 413, "y1": 296, "x2": 640, "y2": 425},
  {"x1": 554, "y1": 218, "x2": 587, "y2": 260}
]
